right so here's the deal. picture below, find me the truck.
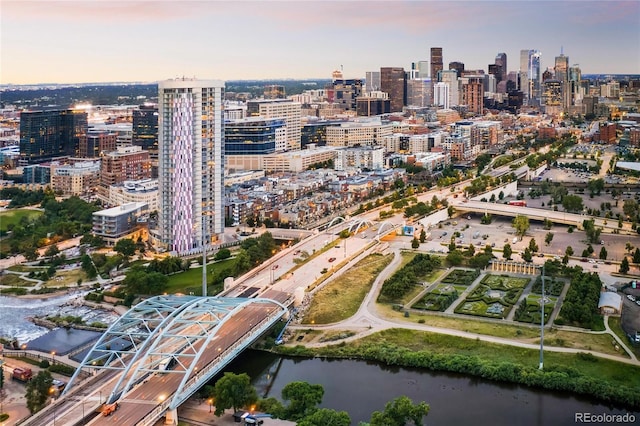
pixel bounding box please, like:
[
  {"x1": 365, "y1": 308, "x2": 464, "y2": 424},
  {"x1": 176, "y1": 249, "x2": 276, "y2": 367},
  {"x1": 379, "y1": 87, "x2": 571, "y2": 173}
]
[
  {"x1": 508, "y1": 200, "x2": 527, "y2": 207},
  {"x1": 12, "y1": 367, "x2": 33, "y2": 382},
  {"x1": 101, "y1": 402, "x2": 119, "y2": 416}
]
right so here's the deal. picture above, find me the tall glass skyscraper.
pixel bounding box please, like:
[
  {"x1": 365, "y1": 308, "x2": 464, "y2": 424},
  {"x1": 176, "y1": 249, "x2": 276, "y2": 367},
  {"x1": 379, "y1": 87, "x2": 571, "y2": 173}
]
[{"x1": 158, "y1": 79, "x2": 224, "y2": 256}]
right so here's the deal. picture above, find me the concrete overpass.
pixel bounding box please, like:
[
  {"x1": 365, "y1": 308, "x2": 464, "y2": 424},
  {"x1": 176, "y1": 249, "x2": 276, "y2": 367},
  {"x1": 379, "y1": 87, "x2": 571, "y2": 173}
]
[
  {"x1": 454, "y1": 200, "x2": 634, "y2": 232},
  {"x1": 42, "y1": 292, "x2": 292, "y2": 426}
]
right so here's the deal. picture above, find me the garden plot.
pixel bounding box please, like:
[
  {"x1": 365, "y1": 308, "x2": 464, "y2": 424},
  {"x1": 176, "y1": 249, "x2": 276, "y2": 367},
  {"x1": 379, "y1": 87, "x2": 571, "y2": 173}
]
[{"x1": 454, "y1": 274, "x2": 531, "y2": 319}]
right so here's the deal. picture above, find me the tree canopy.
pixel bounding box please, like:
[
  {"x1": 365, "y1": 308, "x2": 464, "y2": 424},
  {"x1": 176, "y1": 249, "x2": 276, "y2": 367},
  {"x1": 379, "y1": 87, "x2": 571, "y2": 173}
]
[
  {"x1": 213, "y1": 372, "x2": 257, "y2": 416},
  {"x1": 369, "y1": 396, "x2": 430, "y2": 426}
]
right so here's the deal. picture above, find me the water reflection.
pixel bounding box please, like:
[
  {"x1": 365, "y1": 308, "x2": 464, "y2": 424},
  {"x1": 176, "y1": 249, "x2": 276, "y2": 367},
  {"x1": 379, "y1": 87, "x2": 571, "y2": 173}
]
[{"x1": 223, "y1": 351, "x2": 638, "y2": 426}]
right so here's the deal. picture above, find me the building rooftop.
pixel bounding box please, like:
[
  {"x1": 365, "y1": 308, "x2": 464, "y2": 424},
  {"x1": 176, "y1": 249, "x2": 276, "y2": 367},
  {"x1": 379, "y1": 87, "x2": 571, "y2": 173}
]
[{"x1": 94, "y1": 202, "x2": 148, "y2": 218}]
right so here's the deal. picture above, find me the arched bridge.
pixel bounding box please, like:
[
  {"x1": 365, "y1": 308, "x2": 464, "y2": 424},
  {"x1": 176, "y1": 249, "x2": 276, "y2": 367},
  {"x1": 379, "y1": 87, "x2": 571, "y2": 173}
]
[{"x1": 62, "y1": 292, "x2": 291, "y2": 425}]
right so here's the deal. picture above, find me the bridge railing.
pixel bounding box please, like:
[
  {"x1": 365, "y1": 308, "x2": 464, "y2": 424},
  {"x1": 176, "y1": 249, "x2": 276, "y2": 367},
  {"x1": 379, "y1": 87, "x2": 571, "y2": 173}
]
[{"x1": 135, "y1": 308, "x2": 285, "y2": 426}]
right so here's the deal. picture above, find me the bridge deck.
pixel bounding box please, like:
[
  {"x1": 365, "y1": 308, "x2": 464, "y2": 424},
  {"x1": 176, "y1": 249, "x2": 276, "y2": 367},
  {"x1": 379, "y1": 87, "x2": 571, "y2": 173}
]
[{"x1": 90, "y1": 303, "x2": 280, "y2": 425}]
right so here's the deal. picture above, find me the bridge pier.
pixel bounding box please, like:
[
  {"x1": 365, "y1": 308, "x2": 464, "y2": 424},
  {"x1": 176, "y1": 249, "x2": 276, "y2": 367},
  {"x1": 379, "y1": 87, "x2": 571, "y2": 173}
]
[{"x1": 164, "y1": 408, "x2": 178, "y2": 425}]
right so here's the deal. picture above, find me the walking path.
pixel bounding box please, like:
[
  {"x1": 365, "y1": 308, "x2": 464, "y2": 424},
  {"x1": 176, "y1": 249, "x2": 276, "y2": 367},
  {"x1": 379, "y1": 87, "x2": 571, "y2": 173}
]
[{"x1": 291, "y1": 249, "x2": 640, "y2": 367}]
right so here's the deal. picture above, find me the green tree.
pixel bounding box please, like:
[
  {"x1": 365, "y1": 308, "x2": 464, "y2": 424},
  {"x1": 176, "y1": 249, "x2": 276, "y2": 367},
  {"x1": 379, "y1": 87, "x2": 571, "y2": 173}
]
[
  {"x1": 599, "y1": 246, "x2": 608, "y2": 260},
  {"x1": 544, "y1": 232, "x2": 554, "y2": 246},
  {"x1": 503, "y1": 244, "x2": 512, "y2": 260},
  {"x1": 419, "y1": 229, "x2": 427, "y2": 243},
  {"x1": 114, "y1": 238, "x2": 136, "y2": 261},
  {"x1": 44, "y1": 245, "x2": 59, "y2": 259},
  {"x1": 587, "y1": 178, "x2": 605, "y2": 196},
  {"x1": 562, "y1": 254, "x2": 569, "y2": 265},
  {"x1": 512, "y1": 215, "x2": 530, "y2": 239},
  {"x1": 522, "y1": 247, "x2": 533, "y2": 262},
  {"x1": 562, "y1": 194, "x2": 584, "y2": 213},
  {"x1": 634, "y1": 248, "x2": 640, "y2": 264},
  {"x1": 528, "y1": 238, "x2": 539, "y2": 252},
  {"x1": 411, "y1": 238, "x2": 420, "y2": 249},
  {"x1": 620, "y1": 257, "x2": 630, "y2": 274},
  {"x1": 214, "y1": 248, "x2": 231, "y2": 261},
  {"x1": 298, "y1": 408, "x2": 351, "y2": 426},
  {"x1": 565, "y1": 246, "x2": 574, "y2": 257},
  {"x1": 213, "y1": 372, "x2": 257, "y2": 416},
  {"x1": 25, "y1": 371, "x2": 53, "y2": 414},
  {"x1": 543, "y1": 218, "x2": 553, "y2": 230},
  {"x1": 282, "y1": 381, "x2": 324, "y2": 420},
  {"x1": 583, "y1": 220, "x2": 602, "y2": 244},
  {"x1": 447, "y1": 205, "x2": 455, "y2": 218},
  {"x1": 623, "y1": 199, "x2": 639, "y2": 219},
  {"x1": 24, "y1": 245, "x2": 38, "y2": 261},
  {"x1": 369, "y1": 396, "x2": 430, "y2": 426},
  {"x1": 446, "y1": 250, "x2": 464, "y2": 266}
]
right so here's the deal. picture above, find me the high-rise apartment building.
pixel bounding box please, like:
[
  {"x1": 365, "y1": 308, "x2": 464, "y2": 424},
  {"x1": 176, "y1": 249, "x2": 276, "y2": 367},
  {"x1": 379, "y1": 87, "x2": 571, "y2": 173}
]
[
  {"x1": 380, "y1": 67, "x2": 406, "y2": 112},
  {"x1": 132, "y1": 105, "x2": 159, "y2": 156},
  {"x1": 554, "y1": 53, "x2": 570, "y2": 109},
  {"x1": 247, "y1": 99, "x2": 301, "y2": 151},
  {"x1": 461, "y1": 76, "x2": 485, "y2": 115},
  {"x1": 430, "y1": 47, "x2": 443, "y2": 79},
  {"x1": 495, "y1": 53, "x2": 507, "y2": 82},
  {"x1": 19, "y1": 109, "x2": 87, "y2": 164},
  {"x1": 158, "y1": 79, "x2": 225, "y2": 256}
]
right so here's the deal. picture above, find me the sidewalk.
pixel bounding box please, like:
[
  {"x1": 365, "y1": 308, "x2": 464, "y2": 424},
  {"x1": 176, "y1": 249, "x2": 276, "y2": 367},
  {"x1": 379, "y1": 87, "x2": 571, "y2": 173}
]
[{"x1": 175, "y1": 400, "x2": 295, "y2": 426}]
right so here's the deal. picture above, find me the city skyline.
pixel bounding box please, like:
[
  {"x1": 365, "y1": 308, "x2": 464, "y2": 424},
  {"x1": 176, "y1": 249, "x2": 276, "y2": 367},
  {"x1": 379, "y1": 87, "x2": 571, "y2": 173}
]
[{"x1": 1, "y1": 0, "x2": 639, "y2": 85}]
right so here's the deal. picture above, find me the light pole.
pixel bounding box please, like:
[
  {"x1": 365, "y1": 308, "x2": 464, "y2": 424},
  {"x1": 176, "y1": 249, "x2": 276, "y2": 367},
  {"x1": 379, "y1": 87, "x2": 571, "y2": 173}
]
[
  {"x1": 539, "y1": 264, "x2": 545, "y2": 370},
  {"x1": 208, "y1": 398, "x2": 213, "y2": 413}
]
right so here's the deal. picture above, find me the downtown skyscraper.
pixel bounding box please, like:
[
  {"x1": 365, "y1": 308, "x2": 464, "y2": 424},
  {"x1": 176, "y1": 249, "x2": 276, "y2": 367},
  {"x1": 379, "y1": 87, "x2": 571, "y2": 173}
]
[{"x1": 158, "y1": 79, "x2": 224, "y2": 256}]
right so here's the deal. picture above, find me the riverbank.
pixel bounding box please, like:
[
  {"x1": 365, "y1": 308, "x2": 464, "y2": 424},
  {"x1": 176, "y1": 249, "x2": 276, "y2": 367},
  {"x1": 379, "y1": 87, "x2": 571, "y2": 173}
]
[{"x1": 274, "y1": 328, "x2": 640, "y2": 410}]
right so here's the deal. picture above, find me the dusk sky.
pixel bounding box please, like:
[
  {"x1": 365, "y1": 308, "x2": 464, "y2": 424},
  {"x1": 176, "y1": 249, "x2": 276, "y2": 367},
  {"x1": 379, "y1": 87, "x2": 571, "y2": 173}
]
[{"x1": 1, "y1": 0, "x2": 639, "y2": 85}]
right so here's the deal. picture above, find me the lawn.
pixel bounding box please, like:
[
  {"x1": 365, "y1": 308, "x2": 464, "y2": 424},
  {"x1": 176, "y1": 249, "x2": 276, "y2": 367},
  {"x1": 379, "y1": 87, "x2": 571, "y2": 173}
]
[
  {"x1": 377, "y1": 303, "x2": 542, "y2": 339},
  {"x1": 45, "y1": 269, "x2": 86, "y2": 288},
  {"x1": 302, "y1": 253, "x2": 393, "y2": 324},
  {"x1": 608, "y1": 316, "x2": 640, "y2": 358},
  {"x1": 540, "y1": 329, "x2": 629, "y2": 358},
  {"x1": 164, "y1": 258, "x2": 236, "y2": 295},
  {"x1": 0, "y1": 209, "x2": 43, "y2": 232},
  {"x1": 0, "y1": 273, "x2": 33, "y2": 287},
  {"x1": 323, "y1": 328, "x2": 640, "y2": 390}
]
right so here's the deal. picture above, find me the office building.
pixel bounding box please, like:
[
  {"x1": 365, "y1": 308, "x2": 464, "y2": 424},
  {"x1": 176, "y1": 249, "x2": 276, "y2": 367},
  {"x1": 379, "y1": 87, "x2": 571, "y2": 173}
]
[
  {"x1": 132, "y1": 105, "x2": 159, "y2": 176},
  {"x1": 434, "y1": 82, "x2": 450, "y2": 109},
  {"x1": 79, "y1": 131, "x2": 117, "y2": 158},
  {"x1": 247, "y1": 99, "x2": 302, "y2": 151},
  {"x1": 439, "y1": 70, "x2": 459, "y2": 107},
  {"x1": 380, "y1": 67, "x2": 406, "y2": 112},
  {"x1": 365, "y1": 71, "x2": 381, "y2": 92},
  {"x1": 356, "y1": 97, "x2": 391, "y2": 116},
  {"x1": 448, "y1": 61, "x2": 465, "y2": 77},
  {"x1": 328, "y1": 79, "x2": 363, "y2": 111},
  {"x1": 158, "y1": 78, "x2": 225, "y2": 256},
  {"x1": 519, "y1": 49, "x2": 542, "y2": 106},
  {"x1": 430, "y1": 47, "x2": 443, "y2": 79},
  {"x1": 225, "y1": 117, "x2": 286, "y2": 155},
  {"x1": 263, "y1": 85, "x2": 286, "y2": 99},
  {"x1": 406, "y1": 79, "x2": 432, "y2": 107},
  {"x1": 326, "y1": 119, "x2": 393, "y2": 147},
  {"x1": 100, "y1": 145, "x2": 151, "y2": 188},
  {"x1": 19, "y1": 109, "x2": 87, "y2": 164},
  {"x1": 495, "y1": 53, "x2": 507, "y2": 82}
]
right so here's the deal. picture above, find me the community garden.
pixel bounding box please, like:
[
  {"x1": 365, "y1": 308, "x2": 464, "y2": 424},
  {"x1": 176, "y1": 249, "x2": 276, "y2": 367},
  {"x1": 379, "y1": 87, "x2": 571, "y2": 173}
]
[
  {"x1": 411, "y1": 268, "x2": 479, "y2": 312},
  {"x1": 454, "y1": 274, "x2": 531, "y2": 319}
]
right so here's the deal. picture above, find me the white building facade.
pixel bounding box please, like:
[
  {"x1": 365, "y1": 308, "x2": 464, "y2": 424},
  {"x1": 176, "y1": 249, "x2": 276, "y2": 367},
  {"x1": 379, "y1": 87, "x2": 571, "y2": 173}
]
[{"x1": 158, "y1": 79, "x2": 224, "y2": 256}]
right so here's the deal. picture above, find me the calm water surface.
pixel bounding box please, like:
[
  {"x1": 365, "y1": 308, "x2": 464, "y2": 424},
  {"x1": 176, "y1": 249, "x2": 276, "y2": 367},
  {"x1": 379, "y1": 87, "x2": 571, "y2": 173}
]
[{"x1": 225, "y1": 351, "x2": 639, "y2": 426}]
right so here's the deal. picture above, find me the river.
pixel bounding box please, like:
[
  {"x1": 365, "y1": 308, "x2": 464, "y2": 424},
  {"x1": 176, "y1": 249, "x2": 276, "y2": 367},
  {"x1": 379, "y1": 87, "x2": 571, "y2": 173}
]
[{"x1": 226, "y1": 350, "x2": 638, "y2": 426}]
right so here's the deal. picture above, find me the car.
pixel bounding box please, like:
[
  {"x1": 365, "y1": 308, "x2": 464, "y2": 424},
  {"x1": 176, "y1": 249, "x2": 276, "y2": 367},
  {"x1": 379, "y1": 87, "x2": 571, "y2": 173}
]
[
  {"x1": 592, "y1": 264, "x2": 598, "y2": 269},
  {"x1": 581, "y1": 258, "x2": 588, "y2": 262},
  {"x1": 328, "y1": 257, "x2": 336, "y2": 262},
  {"x1": 538, "y1": 253, "x2": 544, "y2": 258},
  {"x1": 293, "y1": 250, "x2": 301, "y2": 255},
  {"x1": 636, "y1": 300, "x2": 640, "y2": 307}
]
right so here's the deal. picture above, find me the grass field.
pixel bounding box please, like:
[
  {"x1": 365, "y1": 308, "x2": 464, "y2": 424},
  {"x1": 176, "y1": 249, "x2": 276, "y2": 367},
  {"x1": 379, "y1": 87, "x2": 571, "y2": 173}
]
[
  {"x1": 164, "y1": 259, "x2": 236, "y2": 294},
  {"x1": 540, "y1": 329, "x2": 629, "y2": 358},
  {"x1": 45, "y1": 269, "x2": 86, "y2": 288},
  {"x1": 318, "y1": 328, "x2": 640, "y2": 389},
  {"x1": 609, "y1": 316, "x2": 640, "y2": 358},
  {"x1": 0, "y1": 209, "x2": 43, "y2": 232},
  {"x1": 0, "y1": 273, "x2": 33, "y2": 287},
  {"x1": 302, "y1": 253, "x2": 393, "y2": 324}
]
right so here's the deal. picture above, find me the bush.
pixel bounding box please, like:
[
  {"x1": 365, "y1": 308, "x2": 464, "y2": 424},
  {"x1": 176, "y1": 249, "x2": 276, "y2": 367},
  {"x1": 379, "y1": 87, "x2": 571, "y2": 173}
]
[
  {"x1": 49, "y1": 363, "x2": 75, "y2": 376},
  {"x1": 39, "y1": 360, "x2": 50, "y2": 368}
]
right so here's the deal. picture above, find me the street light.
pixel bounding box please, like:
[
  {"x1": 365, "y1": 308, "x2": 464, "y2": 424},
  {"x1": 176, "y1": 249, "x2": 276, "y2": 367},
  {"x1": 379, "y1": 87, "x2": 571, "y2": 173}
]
[
  {"x1": 51, "y1": 351, "x2": 56, "y2": 364},
  {"x1": 208, "y1": 398, "x2": 213, "y2": 413}
]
